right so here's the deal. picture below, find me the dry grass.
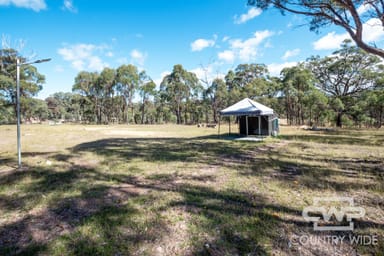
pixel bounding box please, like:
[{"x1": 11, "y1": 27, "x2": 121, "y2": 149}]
[{"x1": 0, "y1": 124, "x2": 383, "y2": 255}]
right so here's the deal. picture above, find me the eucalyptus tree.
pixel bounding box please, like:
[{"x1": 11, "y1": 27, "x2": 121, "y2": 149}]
[
  {"x1": 0, "y1": 48, "x2": 46, "y2": 121},
  {"x1": 361, "y1": 89, "x2": 384, "y2": 128},
  {"x1": 204, "y1": 78, "x2": 228, "y2": 123},
  {"x1": 281, "y1": 64, "x2": 317, "y2": 125},
  {"x1": 138, "y1": 71, "x2": 156, "y2": 124},
  {"x1": 248, "y1": 0, "x2": 384, "y2": 58},
  {"x1": 160, "y1": 64, "x2": 199, "y2": 124},
  {"x1": 307, "y1": 40, "x2": 382, "y2": 127},
  {"x1": 227, "y1": 64, "x2": 271, "y2": 102},
  {"x1": 98, "y1": 67, "x2": 116, "y2": 123},
  {"x1": 22, "y1": 98, "x2": 49, "y2": 122},
  {"x1": 224, "y1": 70, "x2": 241, "y2": 105},
  {"x1": 73, "y1": 71, "x2": 100, "y2": 123},
  {"x1": 116, "y1": 64, "x2": 139, "y2": 123}
]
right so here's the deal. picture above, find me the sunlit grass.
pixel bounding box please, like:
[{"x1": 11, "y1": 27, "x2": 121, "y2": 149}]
[{"x1": 0, "y1": 124, "x2": 383, "y2": 255}]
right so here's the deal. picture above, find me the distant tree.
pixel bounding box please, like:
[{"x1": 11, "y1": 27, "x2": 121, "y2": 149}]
[
  {"x1": 98, "y1": 67, "x2": 116, "y2": 123},
  {"x1": 73, "y1": 71, "x2": 100, "y2": 123},
  {"x1": 204, "y1": 78, "x2": 228, "y2": 123},
  {"x1": 0, "y1": 98, "x2": 13, "y2": 123},
  {"x1": 45, "y1": 95, "x2": 64, "y2": 120},
  {"x1": 281, "y1": 64, "x2": 317, "y2": 125},
  {"x1": 0, "y1": 48, "x2": 46, "y2": 121},
  {"x1": 116, "y1": 65, "x2": 139, "y2": 124},
  {"x1": 248, "y1": 0, "x2": 384, "y2": 58},
  {"x1": 160, "y1": 64, "x2": 199, "y2": 124},
  {"x1": 46, "y1": 92, "x2": 84, "y2": 121},
  {"x1": 362, "y1": 89, "x2": 384, "y2": 128},
  {"x1": 307, "y1": 40, "x2": 382, "y2": 127},
  {"x1": 22, "y1": 98, "x2": 49, "y2": 122},
  {"x1": 224, "y1": 70, "x2": 241, "y2": 105},
  {"x1": 304, "y1": 89, "x2": 329, "y2": 126},
  {"x1": 138, "y1": 71, "x2": 156, "y2": 124}
]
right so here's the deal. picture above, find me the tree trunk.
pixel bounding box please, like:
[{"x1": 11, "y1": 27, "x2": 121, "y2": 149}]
[
  {"x1": 336, "y1": 112, "x2": 343, "y2": 127},
  {"x1": 141, "y1": 98, "x2": 145, "y2": 124},
  {"x1": 176, "y1": 103, "x2": 181, "y2": 124},
  {"x1": 378, "y1": 107, "x2": 383, "y2": 128}
]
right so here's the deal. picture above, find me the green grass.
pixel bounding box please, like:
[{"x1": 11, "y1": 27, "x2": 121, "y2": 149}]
[{"x1": 0, "y1": 124, "x2": 383, "y2": 255}]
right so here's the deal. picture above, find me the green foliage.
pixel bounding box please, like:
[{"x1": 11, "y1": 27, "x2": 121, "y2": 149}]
[
  {"x1": 160, "y1": 64, "x2": 200, "y2": 124},
  {"x1": 2, "y1": 42, "x2": 383, "y2": 128},
  {"x1": 0, "y1": 48, "x2": 46, "y2": 123},
  {"x1": 307, "y1": 40, "x2": 382, "y2": 127},
  {"x1": 247, "y1": 0, "x2": 384, "y2": 58}
]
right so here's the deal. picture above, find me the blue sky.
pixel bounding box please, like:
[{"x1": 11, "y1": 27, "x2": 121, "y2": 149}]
[{"x1": 1, "y1": 0, "x2": 384, "y2": 99}]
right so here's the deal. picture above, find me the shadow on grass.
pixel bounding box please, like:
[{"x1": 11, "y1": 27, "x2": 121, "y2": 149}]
[
  {"x1": 0, "y1": 163, "x2": 294, "y2": 255},
  {"x1": 0, "y1": 132, "x2": 383, "y2": 255},
  {"x1": 279, "y1": 130, "x2": 384, "y2": 146}
]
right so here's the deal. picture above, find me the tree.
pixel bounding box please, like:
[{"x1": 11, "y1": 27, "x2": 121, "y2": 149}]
[
  {"x1": 307, "y1": 40, "x2": 382, "y2": 127},
  {"x1": 362, "y1": 89, "x2": 384, "y2": 128},
  {"x1": 204, "y1": 78, "x2": 228, "y2": 123},
  {"x1": 160, "y1": 64, "x2": 199, "y2": 124},
  {"x1": 248, "y1": 0, "x2": 384, "y2": 58},
  {"x1": 281, "y1": 64, "x2": 318, "y2": 125},
  {"x1": 138, "y1": 71, "x2": 156, "y2": 124},
  {"x1": 116, "y1": 65, "x2": 139, "y2": 124},
  {"x1": 73, "y1": 71, "x2": 100, "y2": 123},
  {"x1": 98, "y1": 67, "x2": 116, "y2": 123},
  {"x1": 22, "y1": 98, "x2": 49, "y2": 122},
  {"x1": 0, "y1": 48, "x2": 46, "y2": 122}
]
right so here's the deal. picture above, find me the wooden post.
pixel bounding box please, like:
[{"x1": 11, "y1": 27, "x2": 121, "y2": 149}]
[{"x1": 258, "y1": 116, "x2": 261, "y2": 135}]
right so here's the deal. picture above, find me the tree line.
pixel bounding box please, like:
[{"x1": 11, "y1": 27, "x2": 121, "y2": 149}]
[{"x1": 1, "y1": 40, "x2": 383, "y2": 128}]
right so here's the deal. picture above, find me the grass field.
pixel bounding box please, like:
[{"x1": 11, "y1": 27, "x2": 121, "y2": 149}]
[{"x1": 0, "y1": 124, "x2": 383, "y2": 255}]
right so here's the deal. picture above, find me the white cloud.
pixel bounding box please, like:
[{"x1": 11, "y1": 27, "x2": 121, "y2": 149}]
[
  {"x1": 58, "y1": 43, "x2": 109, "y2": 71},
  {"x1": 313, "y1": 32, "x2": 349, "y2": 50},
  {"x1": 130, "y1": 49, "x2": 147, "y2": 66},
  {"x1": 218, "y1": 50, "x2": 235, "y2": 63},
  {"x1": 268, "y1": 62, "x2": 297, "y2": 76},
  {"x1": 190, "y1": 64, "x2": 225, "y2": 86},
  {"x1": 363, "y1": 18, "x2": 384, "y2": 42},
  {"x1": 0, "y1": 0, "x2": 46, "y2": 11},
  {"x1": 217, "y1": 30, "x2": 274, "y2": 63},
  {"x1": 54, "y1": 65, "x2": 64, "y2": 73},
  {"x1": 117, "y1": 57, "x2": 128, "y2": 64},
  {"x1": 72, "y1": 59, "x2": 85, "y2": 70},
  {"x1": 191, "y1": 38, "x2": 215, "y2": 52},
  {"x1": 154, "y1": 70, "x2": 171, "y2": 88},
  {"x1": 230, "y1": 30, "x2": 274, "y2": 61},
  {"x1": 88, "y1": 56, "x2": 105, "y2": 71},
  {"x1": 62, "y1": 0, "x2": 77, "y2": 13},
  {"x1": 222, "y1": 36, "x2": 230, "y2": 42},
  {"x1": 282, "y1": 48, "x2": 300, "y2": 60},
  {"x1": 190, "y1": 66, "x2": 214, "y2": 83},
  {"x1": 357, "y1": 3, "x2": 371, "y2": 15},
  {"x1": 314, "y1": 18, "x2": 384, "y2": 51},
  {"x1": 234, "y1": 7, "x2": 262, "y2": 24}
]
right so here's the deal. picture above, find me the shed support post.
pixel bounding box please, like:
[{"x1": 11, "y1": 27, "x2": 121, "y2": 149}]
[
  {"x1": 246, "y1": 115, "x2": 248, "y2": 136},
  {"x1": 229, "y1": 116, "x2": 231, "y2": 136},
  {"x1": 258, "y1": 116, "x2": 261, "y2": 135}
]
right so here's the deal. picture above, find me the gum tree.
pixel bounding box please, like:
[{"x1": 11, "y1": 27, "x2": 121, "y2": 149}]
[
  {"x1": 248, "y1": 0, "x2": 384, "y2": 58},
  {"x1": 306, "y1": 40, "x2": 382, "y2": 127}
]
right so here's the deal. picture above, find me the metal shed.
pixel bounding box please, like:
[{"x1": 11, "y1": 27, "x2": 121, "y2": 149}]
[{"x1": 220, "y1": 98, "x2": 279, "y2": 136}]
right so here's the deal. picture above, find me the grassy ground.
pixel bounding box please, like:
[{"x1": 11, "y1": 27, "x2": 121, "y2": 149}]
[{"x1": 0, "y1": 124, "x2": 383, "y2": 255}]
